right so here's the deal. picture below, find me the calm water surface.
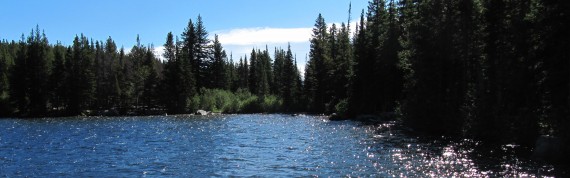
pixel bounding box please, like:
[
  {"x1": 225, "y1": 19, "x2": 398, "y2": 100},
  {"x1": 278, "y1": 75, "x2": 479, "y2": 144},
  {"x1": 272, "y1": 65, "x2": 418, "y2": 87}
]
[{"x1": 0, "y1": 114, "x2": 565, "y2": 177}]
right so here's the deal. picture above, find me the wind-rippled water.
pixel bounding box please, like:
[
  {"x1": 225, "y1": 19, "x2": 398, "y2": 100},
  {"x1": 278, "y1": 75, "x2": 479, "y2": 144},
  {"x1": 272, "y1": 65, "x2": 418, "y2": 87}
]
[{"x1": 0, "y1": 114, "x2": 565, "y2": 177}]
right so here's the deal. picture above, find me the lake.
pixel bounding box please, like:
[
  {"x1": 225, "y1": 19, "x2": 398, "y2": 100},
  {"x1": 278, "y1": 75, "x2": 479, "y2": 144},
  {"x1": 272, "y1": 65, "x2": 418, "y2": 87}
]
[{"x1": 0, "y1": 114, "x2": 564, "y2": 177}]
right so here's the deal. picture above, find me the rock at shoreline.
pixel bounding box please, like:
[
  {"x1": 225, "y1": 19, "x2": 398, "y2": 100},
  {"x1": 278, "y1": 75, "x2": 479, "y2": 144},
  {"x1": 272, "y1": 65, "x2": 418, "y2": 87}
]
[
  {"x1": 195, "y1": 110, "x2": 209, "y2": 115},
  {"x1": 329, "y1": 113, "x2": 349, "y2": 121}
]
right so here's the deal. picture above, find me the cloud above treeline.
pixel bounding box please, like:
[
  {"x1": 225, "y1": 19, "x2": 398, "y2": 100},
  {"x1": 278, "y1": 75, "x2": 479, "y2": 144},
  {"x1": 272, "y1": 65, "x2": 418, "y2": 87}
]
[
  {"x1": 212, "y1": 27, "x2": 312, "y2": 46},
  {"x1": 154, "y1": 22, "x2": 357, "y2": 75}
]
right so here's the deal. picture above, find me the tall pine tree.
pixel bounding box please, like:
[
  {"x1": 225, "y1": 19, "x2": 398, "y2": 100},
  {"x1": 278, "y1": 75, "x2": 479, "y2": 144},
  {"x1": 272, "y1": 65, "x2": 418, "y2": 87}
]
[{"x1": 306, "y1": 14, "x2": 332, "y2": 113}]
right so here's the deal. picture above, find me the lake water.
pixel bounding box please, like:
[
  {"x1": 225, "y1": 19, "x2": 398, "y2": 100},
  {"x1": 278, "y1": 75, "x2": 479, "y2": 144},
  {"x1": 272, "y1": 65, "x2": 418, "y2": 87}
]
[{"x1": 0, "y1": 114, "x2": 565, "y2": 177}]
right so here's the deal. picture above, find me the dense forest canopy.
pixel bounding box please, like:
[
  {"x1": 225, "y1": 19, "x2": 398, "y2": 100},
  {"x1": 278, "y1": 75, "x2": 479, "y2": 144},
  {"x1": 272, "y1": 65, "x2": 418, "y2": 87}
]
[{"x1": 1, "y1": 0, "x2": 569, "y2": 146}]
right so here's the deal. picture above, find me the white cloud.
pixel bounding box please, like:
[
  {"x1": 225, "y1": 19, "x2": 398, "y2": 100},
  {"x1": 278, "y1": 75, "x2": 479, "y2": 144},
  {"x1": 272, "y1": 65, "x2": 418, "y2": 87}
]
[
  {"x1": 212, "y1": 27, "x2": 312, "y2": 46},
  {"x1": 210, "y1": 27, "x2": 313, "y2": 75},
  {"x1": 153, "y1": 46, "x2": 165, "y2": 61}
]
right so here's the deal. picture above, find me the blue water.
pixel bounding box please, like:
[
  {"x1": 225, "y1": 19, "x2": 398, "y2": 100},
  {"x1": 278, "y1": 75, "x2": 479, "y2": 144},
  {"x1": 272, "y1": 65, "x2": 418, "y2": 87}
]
[{"x1": 0, "y1": 114, "x2": 563, "y2": 177}]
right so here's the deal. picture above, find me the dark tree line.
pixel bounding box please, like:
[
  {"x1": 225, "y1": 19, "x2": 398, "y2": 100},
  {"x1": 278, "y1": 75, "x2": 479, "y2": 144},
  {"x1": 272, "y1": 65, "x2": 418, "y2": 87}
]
[
  {"x1": 305, "y1": 0, "x2": 569, "y2": 145},
  {"x1": 305, "y1": 14, "x2": 354, "y2": 114},
  {"x1": 0, "y1": 15, "x2": 304, "y2": 116},
  {"x1": 0, "y1": 26, "x2": 165, "y2": 116}
]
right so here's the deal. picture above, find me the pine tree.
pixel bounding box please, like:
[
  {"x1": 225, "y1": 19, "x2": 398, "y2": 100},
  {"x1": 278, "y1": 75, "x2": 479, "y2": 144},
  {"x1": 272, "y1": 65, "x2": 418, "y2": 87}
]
[
  {"x1": 90, "y1": 37, "x2": 118, "y2": 110},
  {"x1": 194, "y1": 15, "x2": 211, "y2": 89},
  {"x1": 115, "y1": 47, "x2": 133, "y2": 114},
  {"x1": 225, "y1": 53, "x2": 236, "y2": 91},
  {"x1": 211, "y1": 34, "x2": 227, "y2": 89},
  {"x1": 397, "y1": 0, "x2": 446, "y2": 134},
  {"x1": 262, "y1": 46, "x2": 273, "y2": 96},
  {"x1": 93, "y1": 40, "x2": 106, "y2": 110},
  {"x1": 282, "y1": 44, "x2": 301, "y2": 111},
  {"x1": 248, "y1": 49, "x2": 258, "y2": 94},
  {"x1": 104, "y1": 37, "x2": 119, "y2": 109},
  {"x1": 0, "y1": 40, "x2": 13, "y2": 115},
  {"x1": 304, "y1": 54, "x2": 317, "y2": 112},
  {"x1": 49, "y1": 43, "x2": 67, "y2": 112},
  {"x1": 349, "y1": 10, "x2": 374, "y2": 116},
  {"x1": 537, "y1": 0, "x2": 570, "y2": 142},
  {"x1": 162, "y1": 32, "x2": 195, "y2": 113},
  {"x1": 306, "y1": 14, "x2": 332, "y2": 113},
  {"x1": 273, "y1": 48, "x2": 285, "y2": 95},
  {"x1": 27, "y1": 27, "x2": 51, "y2": 116},
  {"x1": 9, "y1": 35, "x2": 28, "y2": 115},
  {"x1": 252, "y1": 48, "x2": 271, "y2": 96},
  {"x1": 293, "y1": 56, "x2": 304, "y2": 111},
  {"x1": 329, "y1": 22, "x2": 353, "y2": 114},
  {"x1": 181, "y1": 18, "x2": 198, "y2": 93},
  {"x1": 127, "y1": 36, "x2": 143, "y2": 110},
  {"x1": 8, "y1": 27, "x2": 52, "y2": 116},
  {"x1": 66, "y1": 34, "x2": 95, "y2": 115},
  {"x1": 162, "y1": 32, "x2": 179, "y2": 113},
  {"x1": 141, "y1": 46, "x2": 159, "y2": 110},
  {"x1": 377, "y1": 0, "x2": 403, "y2": 112},
  {"x1": 237, "y1": 56, "x2": 249, "y2": 90}
]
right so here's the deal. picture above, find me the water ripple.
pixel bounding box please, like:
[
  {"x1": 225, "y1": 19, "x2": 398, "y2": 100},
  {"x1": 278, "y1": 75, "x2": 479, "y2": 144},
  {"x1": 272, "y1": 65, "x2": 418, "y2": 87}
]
[{"x1": 0, "y1": 115, "x2": 565, "y2": 177}]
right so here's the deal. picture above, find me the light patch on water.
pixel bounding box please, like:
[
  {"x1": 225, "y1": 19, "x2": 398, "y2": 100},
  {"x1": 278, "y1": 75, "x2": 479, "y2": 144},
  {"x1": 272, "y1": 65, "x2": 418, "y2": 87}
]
[{"x1": 0, "y1": 115, "x2": 564, "y2": 177}]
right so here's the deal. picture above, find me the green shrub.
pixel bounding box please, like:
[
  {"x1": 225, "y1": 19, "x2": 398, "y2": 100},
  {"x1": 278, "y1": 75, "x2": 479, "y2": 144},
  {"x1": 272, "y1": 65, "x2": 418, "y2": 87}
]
[
  {"x1": 335, "y1": 98, "x2": 348, "y2": 115},
  {"x1": 188, "y1": 88, "x2": 283, "y2": 113},
  {"x1": 260, "y1": 95, "x2": 282, "y2": 113}
]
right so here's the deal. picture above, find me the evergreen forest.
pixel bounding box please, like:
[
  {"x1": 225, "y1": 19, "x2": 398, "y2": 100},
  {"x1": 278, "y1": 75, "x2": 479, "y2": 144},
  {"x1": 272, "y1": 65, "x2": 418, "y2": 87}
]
[{"x1": 1, "y1": 0, "x2": 569, "y2": 146}]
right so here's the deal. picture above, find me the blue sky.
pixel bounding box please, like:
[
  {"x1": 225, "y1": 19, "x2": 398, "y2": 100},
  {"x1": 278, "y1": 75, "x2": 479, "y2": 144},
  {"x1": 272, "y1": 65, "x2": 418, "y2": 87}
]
[{"x1": 1, "y1": 0, "x2": 367, "y2": 70}]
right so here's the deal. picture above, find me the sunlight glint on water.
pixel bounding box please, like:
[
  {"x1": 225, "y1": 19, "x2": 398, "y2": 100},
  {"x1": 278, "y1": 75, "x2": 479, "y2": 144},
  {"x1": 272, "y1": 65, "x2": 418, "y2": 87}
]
[{"x1": 0, "y1": 114, "x2": 560, "y2": 177}]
